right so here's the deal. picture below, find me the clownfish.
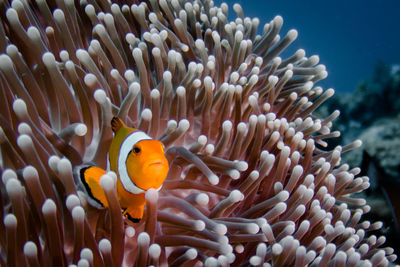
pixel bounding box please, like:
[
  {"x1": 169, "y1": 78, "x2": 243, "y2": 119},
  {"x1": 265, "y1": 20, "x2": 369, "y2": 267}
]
[{"x1": 79, "y1": 117, "x2": 169, "y2": 222}]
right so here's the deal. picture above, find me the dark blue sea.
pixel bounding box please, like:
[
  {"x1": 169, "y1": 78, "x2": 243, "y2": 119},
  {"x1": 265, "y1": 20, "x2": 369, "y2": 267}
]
[{"x1": 216, "y1": 0, "x2": 400, "y2": 93}]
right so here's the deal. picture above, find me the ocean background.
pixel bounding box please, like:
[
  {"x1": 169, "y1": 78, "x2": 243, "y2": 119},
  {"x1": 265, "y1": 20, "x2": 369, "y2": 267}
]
[{"x1": 215, "y1": 0, "x2": 400, "y2": 93}]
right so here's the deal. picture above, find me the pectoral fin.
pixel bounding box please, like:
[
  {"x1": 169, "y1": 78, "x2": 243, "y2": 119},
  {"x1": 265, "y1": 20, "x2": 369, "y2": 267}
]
[{"x1": 80, "y1": 166, "x2": 108, "y2": 208}]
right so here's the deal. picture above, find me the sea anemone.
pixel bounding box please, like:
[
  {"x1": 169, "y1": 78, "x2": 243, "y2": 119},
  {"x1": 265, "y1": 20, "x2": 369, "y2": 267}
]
[{"x1": 0, "y1": 0, "x2": 397, "y2": 266}]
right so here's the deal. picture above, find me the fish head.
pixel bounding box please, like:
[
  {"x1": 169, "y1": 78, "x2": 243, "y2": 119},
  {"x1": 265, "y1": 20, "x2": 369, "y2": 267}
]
[{"x1": 125, "y1": 139, "x2": 169, "y2": 190}]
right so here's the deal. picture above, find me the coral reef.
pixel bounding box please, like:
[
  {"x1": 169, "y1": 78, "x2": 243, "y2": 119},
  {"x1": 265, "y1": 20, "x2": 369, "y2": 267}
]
[
  {"x1": 319, "y1": 62, "x2": 400, "y2": 176},
  {"x1": 0, "y1": 0, "x2": 396, "y2": 266}
]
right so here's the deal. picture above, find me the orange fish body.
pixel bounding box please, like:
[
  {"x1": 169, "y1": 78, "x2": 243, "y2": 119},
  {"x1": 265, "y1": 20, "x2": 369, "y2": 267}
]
[{"x1": 80, "y1": 117, "x2": 169, "y2": 222}]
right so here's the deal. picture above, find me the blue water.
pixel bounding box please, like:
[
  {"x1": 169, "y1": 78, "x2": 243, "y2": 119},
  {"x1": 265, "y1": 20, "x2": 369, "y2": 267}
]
[{"x1": 215, "y1": 0, "x2": 400, "y2": 92}]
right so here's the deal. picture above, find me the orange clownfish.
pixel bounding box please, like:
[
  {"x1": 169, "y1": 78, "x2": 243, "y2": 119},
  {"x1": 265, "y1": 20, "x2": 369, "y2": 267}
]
[{"x1": 79, "y1": 117, "x2": 169, "y2": 222}]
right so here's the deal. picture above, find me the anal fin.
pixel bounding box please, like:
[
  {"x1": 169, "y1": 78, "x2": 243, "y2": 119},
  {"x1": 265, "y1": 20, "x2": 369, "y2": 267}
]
[
  {"x1": 122, "y1": 208, "x2": 141, "y2": 223},
  {"x1": 80, "y1": 166, "x2": 108, "y2": 208},
  {"x1": 122, "y1": 205, "x2": 144, "y2": 223}
]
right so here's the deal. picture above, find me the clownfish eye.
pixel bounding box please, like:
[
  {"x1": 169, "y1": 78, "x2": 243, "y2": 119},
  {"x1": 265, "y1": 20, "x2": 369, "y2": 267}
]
[{"x1": 133, "y1": 146, "x2": 141, "y2": 154}]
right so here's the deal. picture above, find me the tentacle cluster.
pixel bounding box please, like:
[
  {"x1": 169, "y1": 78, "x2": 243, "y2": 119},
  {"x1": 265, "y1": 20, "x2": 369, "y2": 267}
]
[{"x1": 0, "y1": 0, "x2": 396, "y2": 266}]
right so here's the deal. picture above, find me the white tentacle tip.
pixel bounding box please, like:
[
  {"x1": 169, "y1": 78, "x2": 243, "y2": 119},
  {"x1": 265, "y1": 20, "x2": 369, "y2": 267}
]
[
  {"x1": 235, "y1": 244, "x2": 244, "y2": 253},
  {"x1": 354, "y1": 139, "x2": 362, "y2": 147},
  {"x1": 23, "y1": 241, "x2": 38, "y2": 257},
  {"x1": 228, "y1": 169, "x2": 240, "y2": 180},
  {"x1": 48, "y1": 155, "x2": 60, "y2": 170},
  {"x1": 214, "y1": 223, "x2": 227, "y2": 235},
  {"x1": 6, "y1": 8, "x2": 19, "y2": 22},
  {"x1": 1, "y1": 169, "x2": 17, "y2": 184},
  {"x1": 246, "y1": 223, "x2": 260, "y2": 234},
  {"x1": 236, "y1": 161, "x2": 248, "y2": 171},
  {"x1": 125, "y1": 226, "x2": 135, "y2": 238},
  {"x1": 94, "y1": 89, "x2": 107, "y2": 104},
  {"x1": 22, "y1": 165, "x2": 38, "y2": 180},
  {"x1": 221, "y1": 244, "x2": 233, "y2": 255},
  {"x1": 194, "y1": 220, "x2": 206, "y2": 231},
  {"x1": 230, "y1": 190, "x2": 244, "y2": 202},
  {"x1": 66, "y1": 194, "x2": 81, "y2": 211},
  {"x1": 53, "y1": 8, "x2": 65, "y2": 21},
  {"x1": 129, "y1": 82, "x2": 140, "y2": 95},
  {"x1": 178, "y1": 119, "x2": 190, "y2": 131},
  {"x1": 150, "y1": 89, "x2": 160, "y2": 99},
  {"x1": 18, "y1": 122, "x2": 31, "y2": 135},
  {"x1": 0, "y1": 54, "x2": 15, "y2": 71},
  {"x1": 185, "y1": 248, "x2": 198, "y2": 260},
  {"x1": 27, "y1": 26, "x2": 40, "y2": 39},
  {"x1": 71, "y1": 206, "x2": 85, "y2": 222},
  {"x1": 42, "y1": 199, "x2": 57, "y2": 215},
  {"x1": 249, "y1": 256, "x2": 262, "y2": 266},
  {"x1": 75, "y1": 124, "x2": 87, "y2": 136},
  {"x1": 278, "y1": 190, "x2": 290, "y2": 201},
  {"x1": 17, "y1": 134, "x2": 32, "y2": 148},
  {"x1": 94, "y1": 23, "x2": 106, "y2": 35},
  {"x1": 57, "y1": 158, "x2": 72, "y2": 174},
  {"x1": 148, "y1": 244, "x2": 161, "y2": 259},
  {"x1": 76, "y1": 49, "x2": 90, "y2": 62},
  {"x1": 98, "y1": 239, "x2": 112, "y2": 253},
  {"x1": 141, "y1": 108, "x2": 152, "y2": 121},
  {"x1": 198, "y1": 135, "x2": 207, "y2": 145},
  {"x1": 13, "y1": 98, "x2": 28, "y2": 116},
  {"x1": 195, "y1": 193, "x2": 209, "y2": 206},
  {"x1": 325, "y1": 88, "x2": 335, "y2": 97},
  {"x1": 5, "y1": 178, "x2": 22, "y2": 195},
  {"x1": 4, "y1": 213, "x2": 17, "y2": 227},
  {"x1": 42, "y1": 52, "x2": 56, "y2": 67},
  {"x1": 288, "y1": 29, "x2": 298, "y2": 39},
  {"x1": 132, "y1": 47, "x2": 143, "y2": 58},
  {"x1": 100, "y1": 174, "x2": 115, "y2": 191},
  {"x1": 138, "y1": 232, "x2": 150, "y2": 246},
  {"x1": 145, "y1": 188, "x2": 159, "y2": 202},
  {"x1": 208, "y1": 174, "x2": 219, "y2": 185}
]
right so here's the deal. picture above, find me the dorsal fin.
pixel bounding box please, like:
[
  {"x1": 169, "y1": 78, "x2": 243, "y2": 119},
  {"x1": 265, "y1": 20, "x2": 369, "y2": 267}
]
[{"x1": 111, "y1": 117, "x2": 125, "y2": 133}]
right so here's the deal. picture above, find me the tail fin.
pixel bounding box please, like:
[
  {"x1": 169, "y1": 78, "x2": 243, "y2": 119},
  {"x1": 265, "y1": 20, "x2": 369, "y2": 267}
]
[{"x1": 111, "y1": 117, "x2": 125, "y2": 133}]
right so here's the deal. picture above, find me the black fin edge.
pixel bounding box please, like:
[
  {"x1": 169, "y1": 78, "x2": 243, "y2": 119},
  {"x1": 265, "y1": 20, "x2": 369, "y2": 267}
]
[
  {"x1": 80, "y1": 166, "x2": 105, "y2": 208},
  {"x1": 122, "y1": 208, "x2": 140, "y2": 223}
]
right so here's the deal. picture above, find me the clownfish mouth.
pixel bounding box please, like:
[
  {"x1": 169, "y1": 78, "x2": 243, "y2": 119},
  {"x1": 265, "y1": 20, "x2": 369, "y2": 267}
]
[{"x1": 147, "y1": 160, "x2": 164, "y2": 167}]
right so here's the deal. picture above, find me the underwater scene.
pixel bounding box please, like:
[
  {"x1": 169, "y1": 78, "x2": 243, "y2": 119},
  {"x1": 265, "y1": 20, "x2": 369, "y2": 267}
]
[{"x1": 0, "y1": 0, "x2": 399, "y2": 266}]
